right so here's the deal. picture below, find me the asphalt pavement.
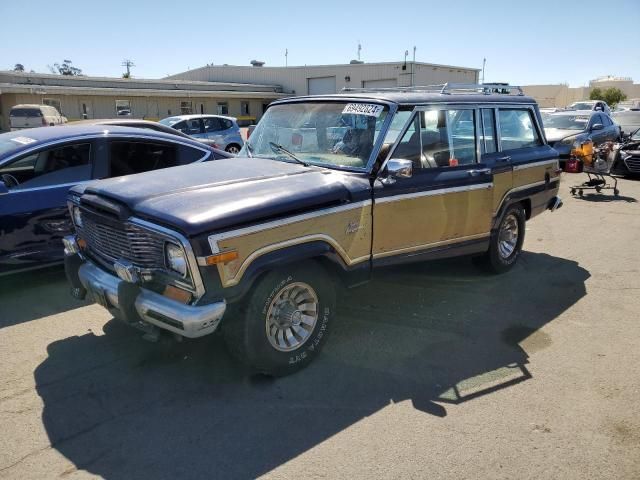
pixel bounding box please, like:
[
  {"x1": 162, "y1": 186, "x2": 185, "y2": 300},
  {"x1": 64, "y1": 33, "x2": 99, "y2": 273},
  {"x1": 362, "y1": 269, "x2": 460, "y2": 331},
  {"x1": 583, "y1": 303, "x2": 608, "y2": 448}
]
[{"x1": 0, "y1": 176, "x2": 639, "y2": 479}]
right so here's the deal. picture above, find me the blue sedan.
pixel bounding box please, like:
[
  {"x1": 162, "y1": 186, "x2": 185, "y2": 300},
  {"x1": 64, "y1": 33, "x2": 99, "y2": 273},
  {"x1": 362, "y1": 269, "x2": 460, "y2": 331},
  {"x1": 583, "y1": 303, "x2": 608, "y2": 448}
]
[{"x1": 0, "y1": 125, "x2": 223, "y2": 275}]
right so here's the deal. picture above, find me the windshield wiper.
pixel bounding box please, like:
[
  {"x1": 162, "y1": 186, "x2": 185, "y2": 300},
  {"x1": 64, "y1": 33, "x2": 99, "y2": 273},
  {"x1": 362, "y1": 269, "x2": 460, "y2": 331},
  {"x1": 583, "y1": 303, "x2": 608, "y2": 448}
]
[{"x1": 269, "y1": 142, "x2": 309, "y2": 167}]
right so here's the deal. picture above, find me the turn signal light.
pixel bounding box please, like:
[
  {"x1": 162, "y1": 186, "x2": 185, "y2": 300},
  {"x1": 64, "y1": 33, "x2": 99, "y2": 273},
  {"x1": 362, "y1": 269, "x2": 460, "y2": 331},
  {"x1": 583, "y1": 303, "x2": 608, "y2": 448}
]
[
  {"x1": 203, "y1": 250, "x2": 239, "y2": 265},
  {"x1": 163, "y1": 285, "x2": 192, "y2": 304}
]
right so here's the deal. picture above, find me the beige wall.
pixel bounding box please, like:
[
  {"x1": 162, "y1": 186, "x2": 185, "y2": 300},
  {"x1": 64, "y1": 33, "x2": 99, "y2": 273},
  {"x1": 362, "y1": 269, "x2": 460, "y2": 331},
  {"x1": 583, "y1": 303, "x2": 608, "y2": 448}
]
[
  {"x1": 523, "y1": 81, "x2": 640, "y2": 108},
  {"x1": 0, "y1": 93, "x2": 274, "y2": 131}
]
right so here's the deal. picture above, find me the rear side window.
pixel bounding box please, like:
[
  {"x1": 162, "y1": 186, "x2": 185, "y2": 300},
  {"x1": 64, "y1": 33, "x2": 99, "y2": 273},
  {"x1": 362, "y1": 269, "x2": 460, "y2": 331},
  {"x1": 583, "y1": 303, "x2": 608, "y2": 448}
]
[
  {"x1": 498, "y1": 109, "x2": 541, "y2": 151},
  {"x1": 109, "y1": 141, "x2": 178, "y2": 177},
  {"x1": 10, "y1": 108, "x2": 42, "y2": 117},
  {"x1": 220, "y1": 118, "x2": 234, "y2": 130},
  {"x1": 204, "y1": 117, "x2": 223, "y2": 132},
  {"x1": 179, "y1": 145, "x2": 209, "y2": 164}
]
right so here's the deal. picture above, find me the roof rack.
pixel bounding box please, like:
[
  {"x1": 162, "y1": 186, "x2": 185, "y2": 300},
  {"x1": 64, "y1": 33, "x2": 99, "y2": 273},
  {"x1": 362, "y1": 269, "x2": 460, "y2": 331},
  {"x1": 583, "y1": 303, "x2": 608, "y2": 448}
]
[{"x1": 341, "y1": 83, "x2": 524, "y2": 96}]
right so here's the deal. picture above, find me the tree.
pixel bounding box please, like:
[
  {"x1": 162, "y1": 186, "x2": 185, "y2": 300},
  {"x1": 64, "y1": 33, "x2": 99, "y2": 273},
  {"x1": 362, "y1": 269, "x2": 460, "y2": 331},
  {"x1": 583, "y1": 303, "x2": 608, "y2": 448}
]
[
  {"x1": 13, "y1": 63, "x2": 25, "y2": 72},
  {"x1": 51, "y1": 59, "x2": 83, "y2": 76},
  {"x1": 590, "y1": 87, "x2": 627, "y2": 108}
]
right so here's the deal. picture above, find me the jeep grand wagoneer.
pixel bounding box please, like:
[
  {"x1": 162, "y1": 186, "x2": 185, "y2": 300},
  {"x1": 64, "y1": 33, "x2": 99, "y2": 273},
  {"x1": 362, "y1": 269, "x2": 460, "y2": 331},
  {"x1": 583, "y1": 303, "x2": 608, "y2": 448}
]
[{"x1": 64, "y1": 84, "x2": 562, "y2": 376}]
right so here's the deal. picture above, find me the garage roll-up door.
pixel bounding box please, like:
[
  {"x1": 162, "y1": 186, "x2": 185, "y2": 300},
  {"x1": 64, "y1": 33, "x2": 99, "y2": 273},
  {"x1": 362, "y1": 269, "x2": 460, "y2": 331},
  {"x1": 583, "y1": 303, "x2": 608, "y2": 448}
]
[{"x1": 308, "y1": 76, "x2": 336, "y2": 95}]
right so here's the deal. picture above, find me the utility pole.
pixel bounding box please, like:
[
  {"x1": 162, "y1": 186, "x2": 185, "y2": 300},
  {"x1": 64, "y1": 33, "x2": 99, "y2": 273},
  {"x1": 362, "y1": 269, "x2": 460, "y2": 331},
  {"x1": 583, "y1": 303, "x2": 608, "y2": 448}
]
[
  {"x1": 285, "y1": 48, "x2": 288, "y2": 67},
  {"x1": 481, "y1": 57, "x2": 486, "y2": 84},
  {"x1": 122, "y1": 59, "x2": 135, "y2": 78},
  {"x1": 412, "y1": 46, "x2": 416, "y2": 86},
  {"x1": 357, "y1": 42, "x2": 362, "y2": 61}
]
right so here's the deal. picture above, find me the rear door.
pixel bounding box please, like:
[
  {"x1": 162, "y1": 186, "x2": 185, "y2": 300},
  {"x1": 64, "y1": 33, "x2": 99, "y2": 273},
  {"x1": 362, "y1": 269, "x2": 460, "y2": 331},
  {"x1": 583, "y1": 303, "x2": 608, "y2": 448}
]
[
  {"x1": 0, "y1": 141, "x2": 94, "y2": 273},
  {"x1": 372, "y1": 106, "x2": 494, "y2": 265}
]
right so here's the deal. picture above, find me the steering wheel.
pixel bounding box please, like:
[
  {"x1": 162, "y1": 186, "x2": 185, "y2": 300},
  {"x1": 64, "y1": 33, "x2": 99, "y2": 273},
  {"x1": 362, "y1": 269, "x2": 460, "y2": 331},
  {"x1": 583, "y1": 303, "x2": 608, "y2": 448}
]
[{"x1": 1, "y1": 173, "x2": 19, "y2": 188}]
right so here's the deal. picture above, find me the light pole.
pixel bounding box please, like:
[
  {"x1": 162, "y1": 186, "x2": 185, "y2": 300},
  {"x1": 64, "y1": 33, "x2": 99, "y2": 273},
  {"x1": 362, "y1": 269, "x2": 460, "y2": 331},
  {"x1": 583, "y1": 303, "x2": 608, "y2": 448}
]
[{"x1": 481, "y1": 57, "x2": 486, "y2": 84}]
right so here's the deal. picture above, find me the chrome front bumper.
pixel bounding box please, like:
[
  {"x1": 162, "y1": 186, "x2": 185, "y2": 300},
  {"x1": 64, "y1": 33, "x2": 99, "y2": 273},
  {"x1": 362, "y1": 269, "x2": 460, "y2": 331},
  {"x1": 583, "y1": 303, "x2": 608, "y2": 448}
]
[{"x1": 77, "y1": 261, "x2": 226, "y2": 338}]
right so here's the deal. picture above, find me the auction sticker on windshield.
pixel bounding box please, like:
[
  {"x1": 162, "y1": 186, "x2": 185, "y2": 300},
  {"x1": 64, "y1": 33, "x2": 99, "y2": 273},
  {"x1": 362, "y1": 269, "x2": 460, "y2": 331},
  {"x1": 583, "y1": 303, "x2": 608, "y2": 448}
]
[
  {"x1": 342, "y1": 103, "x2": 385, "y2": 117},
  {"x1": 10, "y1": 136, "x2": 36, "y2": 145}
]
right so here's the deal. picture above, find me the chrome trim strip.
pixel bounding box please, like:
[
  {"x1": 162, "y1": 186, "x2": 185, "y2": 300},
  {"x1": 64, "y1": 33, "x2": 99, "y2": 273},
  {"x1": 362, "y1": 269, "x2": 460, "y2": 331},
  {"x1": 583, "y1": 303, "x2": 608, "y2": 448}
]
[
  {"x1": 372, "y1": 232, "x2": 491, "y2": 260},
  {"x1": 207, "y1": 200, "x2": 373, "y2": 253},
  {"x1": 375, "y1": 182, "x2": 493, "y2": 204},
  {"x1": 129, "y1": 218, "x2": 206, "y2": 303},
  {"x1": 493, "y1": 177, "x2": 560, "y2": 215},
  {"x1": 512, "y1": 159, "x2": 559, "y2": 171}
]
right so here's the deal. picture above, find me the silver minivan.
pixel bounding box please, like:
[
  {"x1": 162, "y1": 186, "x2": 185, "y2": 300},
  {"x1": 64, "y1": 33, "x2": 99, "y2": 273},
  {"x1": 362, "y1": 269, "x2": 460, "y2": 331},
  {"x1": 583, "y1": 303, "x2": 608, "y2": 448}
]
[{"x1": 10, "y1": 104, "x2": 67, "y2": 130}]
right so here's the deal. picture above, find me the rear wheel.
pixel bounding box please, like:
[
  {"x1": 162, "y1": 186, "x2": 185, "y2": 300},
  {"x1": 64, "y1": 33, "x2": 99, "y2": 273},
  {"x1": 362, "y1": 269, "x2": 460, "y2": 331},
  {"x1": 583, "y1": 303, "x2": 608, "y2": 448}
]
[
  {"x1": 223, "y1": 262, "x2": 335, "y2": 376},
  {"x1": 225, "y1": 144, "x2": 241, "y2": 154},
  {"x1": 476, "y1": 203, "x2": 526, "y2": 274}
]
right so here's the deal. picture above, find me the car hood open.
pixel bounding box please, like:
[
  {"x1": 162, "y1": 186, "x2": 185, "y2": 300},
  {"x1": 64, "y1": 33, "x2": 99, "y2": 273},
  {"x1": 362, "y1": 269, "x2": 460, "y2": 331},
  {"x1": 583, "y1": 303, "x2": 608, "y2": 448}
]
[{"x1": 74, "y1": 158, "x2": 366, "y2": 237}]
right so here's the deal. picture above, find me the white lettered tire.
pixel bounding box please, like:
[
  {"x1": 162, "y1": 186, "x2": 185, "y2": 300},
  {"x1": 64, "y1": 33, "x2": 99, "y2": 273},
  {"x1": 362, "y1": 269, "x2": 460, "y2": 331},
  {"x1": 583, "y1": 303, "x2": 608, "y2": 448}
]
[{"x1": 223, "y1": 262, "x2": 335, "y2": 376}]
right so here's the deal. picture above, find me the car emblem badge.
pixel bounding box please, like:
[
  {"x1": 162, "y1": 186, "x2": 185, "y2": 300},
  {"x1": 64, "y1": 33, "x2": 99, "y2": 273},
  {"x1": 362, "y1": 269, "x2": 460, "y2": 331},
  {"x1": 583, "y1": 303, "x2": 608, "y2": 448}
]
[{"x1": 346, "y1": 221, "x2": 360, "y2": 235}]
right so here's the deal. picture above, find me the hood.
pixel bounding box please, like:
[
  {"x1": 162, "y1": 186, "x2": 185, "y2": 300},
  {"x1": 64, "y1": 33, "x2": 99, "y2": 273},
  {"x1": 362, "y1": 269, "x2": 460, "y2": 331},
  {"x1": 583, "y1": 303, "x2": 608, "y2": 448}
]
[
  {"x1": 76, "y1": 157, "x2": 366, "y2": 236},
  {"x1": 544, "y1": 128, "x2": 582, "y2": 143}
]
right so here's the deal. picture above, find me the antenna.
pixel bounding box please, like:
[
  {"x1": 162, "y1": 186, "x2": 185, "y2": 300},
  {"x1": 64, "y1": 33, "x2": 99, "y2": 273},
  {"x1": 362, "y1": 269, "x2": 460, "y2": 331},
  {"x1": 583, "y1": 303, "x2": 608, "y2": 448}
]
[{"x1": 122, "y1": 59, "x2": 135, "y2": 77}]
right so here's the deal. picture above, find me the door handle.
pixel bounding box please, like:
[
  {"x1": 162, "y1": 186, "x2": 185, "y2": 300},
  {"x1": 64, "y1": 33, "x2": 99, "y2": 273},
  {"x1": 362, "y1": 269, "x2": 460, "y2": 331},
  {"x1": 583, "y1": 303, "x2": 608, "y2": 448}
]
[
  {"x1": 497, "y1": 156, "x2": 511, "y2": 163},
  {"x1": 468, "y1": 168, "x2": 491, "y2": 177}
]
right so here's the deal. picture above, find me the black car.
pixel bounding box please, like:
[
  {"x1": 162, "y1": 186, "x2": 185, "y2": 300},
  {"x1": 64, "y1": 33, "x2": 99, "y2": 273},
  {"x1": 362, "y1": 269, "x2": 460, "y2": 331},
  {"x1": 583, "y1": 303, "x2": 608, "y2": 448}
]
[
  {"x1": 611, "y1": 110, "x2": 640, "y2": 139},
  {"x1": 0, "y1": 125, "x2": 220, "y2": 275},
  {"x1": 544, "y1": 110, "x2": 621, "y2": 168},
  {"x1": 610, "y1": 128, "x2": 640, "y2": 176}
]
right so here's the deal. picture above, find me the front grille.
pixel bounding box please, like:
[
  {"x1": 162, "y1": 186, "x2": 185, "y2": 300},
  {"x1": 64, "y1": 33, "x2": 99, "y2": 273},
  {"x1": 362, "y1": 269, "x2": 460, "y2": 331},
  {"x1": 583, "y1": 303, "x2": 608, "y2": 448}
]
[
  {"x1": 78, "y1": 213, "x2": 166, "y2": 269},
  {"x1": 623, "y1": 155, "x2": 640, "y2": 173}
]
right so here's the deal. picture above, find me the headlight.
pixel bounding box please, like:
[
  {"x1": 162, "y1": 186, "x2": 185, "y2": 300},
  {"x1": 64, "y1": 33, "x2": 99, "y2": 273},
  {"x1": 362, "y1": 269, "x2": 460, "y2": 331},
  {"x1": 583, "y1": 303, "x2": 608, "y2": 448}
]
[
  {"x1": 72, "y1": 207, "x2": 83, "y2": 228},
  {"x1": 165, "y1": 243, "x2": 187, "y2": 277},
  {"x1": 560, "y1": 135, "x2": 578, "y2": 146}
]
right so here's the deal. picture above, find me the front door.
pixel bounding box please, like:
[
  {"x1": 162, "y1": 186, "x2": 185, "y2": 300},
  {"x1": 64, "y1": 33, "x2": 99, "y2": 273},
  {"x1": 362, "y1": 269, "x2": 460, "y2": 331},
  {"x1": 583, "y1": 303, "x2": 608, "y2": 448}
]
[
  {"x1": 0, "y1": 141, "x2": 93, "y2": 273},
  {"x1": 372, "y1": 107, "x2": 494, "y2": 265}
]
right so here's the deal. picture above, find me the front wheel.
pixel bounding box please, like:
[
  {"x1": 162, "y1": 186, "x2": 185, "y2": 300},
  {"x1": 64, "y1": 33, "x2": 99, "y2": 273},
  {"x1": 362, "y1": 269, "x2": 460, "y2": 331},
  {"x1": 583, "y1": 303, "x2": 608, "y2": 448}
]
[
  {"x1": 225, "y1": 144, "x2": 241, "y2": 154},
  {"x1": 223, "y1": 262, "x2": 336, "y2": 376},
  {"x1": 477, "y1": 203, "x2": 526, "y2": 274}
]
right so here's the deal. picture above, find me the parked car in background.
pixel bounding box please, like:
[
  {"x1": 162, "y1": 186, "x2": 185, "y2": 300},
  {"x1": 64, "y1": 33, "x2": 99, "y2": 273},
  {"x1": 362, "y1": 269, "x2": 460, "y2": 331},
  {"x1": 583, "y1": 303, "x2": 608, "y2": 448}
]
[
  {"x1": 69, "y1": 119, "x2": 233, "y2": 159},
  {"x1": 159, "y1": 115, "x2": 243, "y2": 153},
  {"x1": 544, "y1": 110, "x2": 620, "y2": 168},
  {"x1": 10, "y1": 104, "x2": 67, "y2": 130},
  {"x1": 0, "y1": 125, "x2": 219, "y2": 275},
  {"x1": 566, "y1": 100, "x2": 611, "y2": 115},
  {"x1": 611, "y1": 110, "x2": 640, "y2": 138},
  {"x1": 610, "y1": 128, "x2": 640, "y2": 176},
  {"x1": 614, "y1": 99, "x2": 640, "y2": 111}
]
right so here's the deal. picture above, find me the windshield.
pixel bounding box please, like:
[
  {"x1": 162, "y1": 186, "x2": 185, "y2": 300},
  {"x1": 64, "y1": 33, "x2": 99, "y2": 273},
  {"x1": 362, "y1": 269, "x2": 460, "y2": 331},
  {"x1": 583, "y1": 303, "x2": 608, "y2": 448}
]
[
  {"x1": 241, "y1": 102, "x2": 390, "y2": 169},
  {"x1": 544, "y1": 115, "x2": 590, "y2": 130},
  {"x1": 612, "y1": 112, "x2": 640, "y2": 126},
  {"x1": 568, "y1": 102, "x2": 594, "y2": 111},
  {"x1": 159, "y1": 117, "x2": 183, "y2": 127}
]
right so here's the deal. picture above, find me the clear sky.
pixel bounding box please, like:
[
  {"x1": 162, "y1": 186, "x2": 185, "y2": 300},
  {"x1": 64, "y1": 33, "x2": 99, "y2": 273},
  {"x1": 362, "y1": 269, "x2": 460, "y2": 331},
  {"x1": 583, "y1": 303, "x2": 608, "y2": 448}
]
[{"x1": 1, "y1": 0, "x2": 639, "y2": 86}]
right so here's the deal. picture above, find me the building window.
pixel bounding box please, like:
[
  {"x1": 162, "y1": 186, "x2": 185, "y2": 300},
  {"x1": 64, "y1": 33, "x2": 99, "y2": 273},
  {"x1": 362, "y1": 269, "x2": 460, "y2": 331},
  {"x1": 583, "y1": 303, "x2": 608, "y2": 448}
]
[
  {"x1": 241, "y1": 101, "x2": 250, "y2": 116},
  {"x1": 217, "y1": 102, "x2": 228, "y2": 115},
  {"x1": 180, "y1": 101, "x2": 193, "y2": 115},
  {"x1": 43, "y1": 98, "x2": 62, "y2": 114},
  {"x1": 115, "y1": 100, "x2": 131, "y2": 116}
]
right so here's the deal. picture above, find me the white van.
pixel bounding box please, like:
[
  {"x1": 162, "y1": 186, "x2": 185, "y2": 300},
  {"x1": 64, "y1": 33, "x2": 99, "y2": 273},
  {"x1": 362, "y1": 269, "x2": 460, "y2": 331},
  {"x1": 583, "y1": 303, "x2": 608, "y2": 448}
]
[{"x1": 9, "y1": 104, "x2": 67, "y2": 131}]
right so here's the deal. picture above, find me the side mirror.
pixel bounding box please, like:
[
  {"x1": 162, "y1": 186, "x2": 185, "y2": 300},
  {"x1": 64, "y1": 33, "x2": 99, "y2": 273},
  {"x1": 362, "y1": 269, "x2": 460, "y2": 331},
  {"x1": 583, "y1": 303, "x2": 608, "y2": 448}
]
[
  {"x1": 383, "y1": 158, "x2": 413, "y2": 183},
  {"x1": 591, "y1": 123, "x2": 604, "y2": 131}
]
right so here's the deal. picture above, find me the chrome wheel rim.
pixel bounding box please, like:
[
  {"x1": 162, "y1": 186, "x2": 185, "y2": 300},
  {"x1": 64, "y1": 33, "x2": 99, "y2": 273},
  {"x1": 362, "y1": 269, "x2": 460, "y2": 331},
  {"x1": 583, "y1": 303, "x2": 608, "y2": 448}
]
[
  {"x1": 227, "y1": 145, "x2": 240, "y2": 154},
  {"x1": 498, "y1": 213, "x2": 519, "y2": 259},
  {"x1": 265, "y1": 282, "x2": 319, "y2": 352}
]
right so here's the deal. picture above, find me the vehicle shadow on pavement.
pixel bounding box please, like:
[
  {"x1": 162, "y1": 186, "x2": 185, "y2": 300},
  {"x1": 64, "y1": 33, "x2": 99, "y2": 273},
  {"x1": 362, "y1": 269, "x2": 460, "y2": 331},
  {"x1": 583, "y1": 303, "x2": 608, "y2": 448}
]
[
  {"x1": 32, "y1": 252, "x2": 589, "y2": 479},
  {"x1": 0, "y1": 265, "x2": 86, "y2": 329}
]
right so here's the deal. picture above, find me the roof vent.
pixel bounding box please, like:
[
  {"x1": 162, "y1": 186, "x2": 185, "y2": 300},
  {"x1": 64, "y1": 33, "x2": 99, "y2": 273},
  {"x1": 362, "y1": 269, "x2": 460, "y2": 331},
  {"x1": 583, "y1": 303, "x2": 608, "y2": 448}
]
[
  {"x1": 350, "y1": 59, "x2": 364, "y2": 64},
  {"x1": 250, "y1": 60, "x2": 265, "y2": 67}
]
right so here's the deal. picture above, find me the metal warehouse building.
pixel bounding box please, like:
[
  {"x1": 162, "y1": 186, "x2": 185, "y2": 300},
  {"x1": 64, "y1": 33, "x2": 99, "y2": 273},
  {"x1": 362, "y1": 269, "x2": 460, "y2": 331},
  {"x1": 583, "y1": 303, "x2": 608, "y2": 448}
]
[
  {"x1": 168, "y1": 61, "x2": 480, "y2": 98},
  {"x1": 0, "y1": 71, "x2": 286, "y2": 131}
]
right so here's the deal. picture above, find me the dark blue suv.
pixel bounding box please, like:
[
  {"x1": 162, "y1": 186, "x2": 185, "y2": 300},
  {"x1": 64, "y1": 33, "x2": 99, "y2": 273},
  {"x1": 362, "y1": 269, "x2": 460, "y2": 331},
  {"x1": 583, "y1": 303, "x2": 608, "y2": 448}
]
[{"x1": 0, "y1": 125, "x2": 222, "y2": 275}]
